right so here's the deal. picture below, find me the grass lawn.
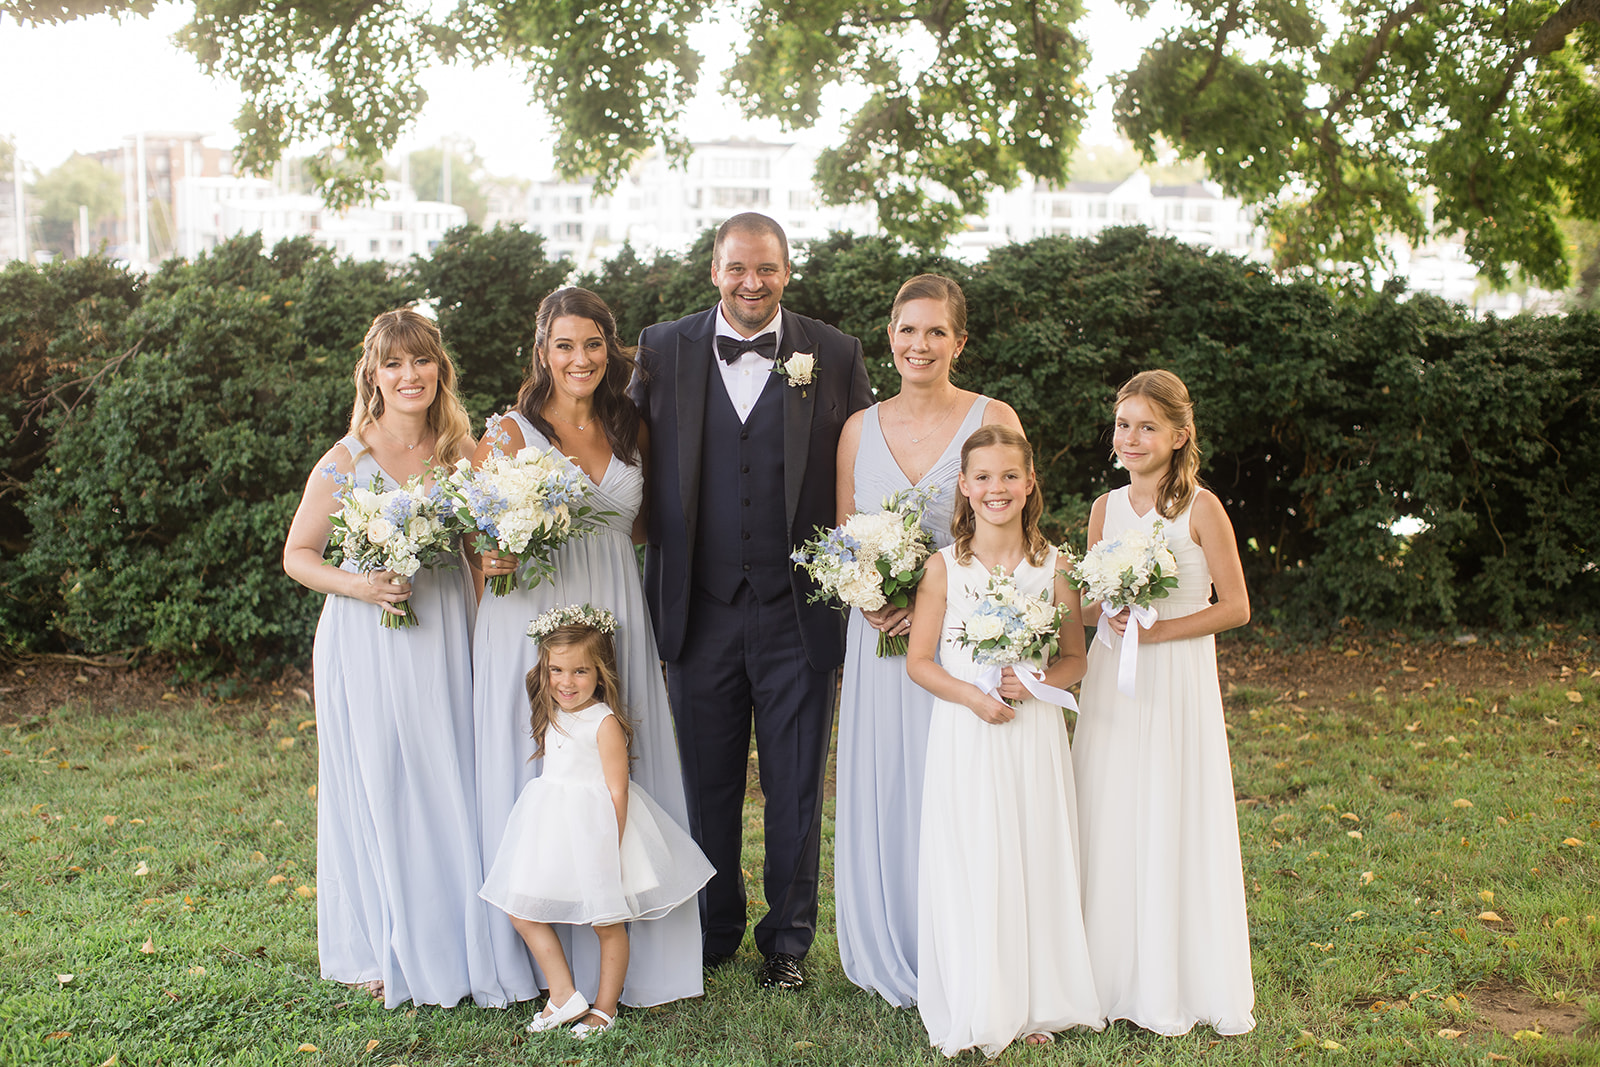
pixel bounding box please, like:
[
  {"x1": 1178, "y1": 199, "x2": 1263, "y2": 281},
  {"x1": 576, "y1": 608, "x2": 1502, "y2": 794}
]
[{"x1": 2, "y1": 672, "x2": 1597, "y2": 1065}]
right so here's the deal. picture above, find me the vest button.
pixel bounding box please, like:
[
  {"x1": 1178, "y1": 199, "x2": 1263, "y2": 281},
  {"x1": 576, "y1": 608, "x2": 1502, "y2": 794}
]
[
  {"x1": 742, "y1": 563, "x2": 751, "y2": 571},
  {"x1": 742, "y1": 498, "x2": 750, "y2": 506},
  {"x1": 742, "y1": 531, "x2": 751, "y2": 540},
  {"x1": 740, "y1": 431, "x2": 749, "y2": 441},
  {"x1": 741, "y1": 465, "x2": 749, "y2": 474}
]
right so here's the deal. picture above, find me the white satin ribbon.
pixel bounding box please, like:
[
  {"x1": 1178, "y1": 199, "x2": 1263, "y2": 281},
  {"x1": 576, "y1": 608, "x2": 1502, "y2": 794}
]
[
  {"x1": 973, "y1": 664, "x2": 1079, "y2": 713},
  {"x1": 1095, "y1": 601, "x2": 1158, "y2": 698}
]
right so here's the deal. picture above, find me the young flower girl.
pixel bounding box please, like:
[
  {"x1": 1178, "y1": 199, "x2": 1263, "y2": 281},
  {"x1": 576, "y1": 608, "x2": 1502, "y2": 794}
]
[
  {"x1": 906, "y1": 425, "x2": 1102, "y2": 1056},
  {"x1": 478, "y1": 605, "x2": 714, "y2": 1038},
  {"x1": 1073, "y1": 369, "x2": 1256, "y2": 1036}
]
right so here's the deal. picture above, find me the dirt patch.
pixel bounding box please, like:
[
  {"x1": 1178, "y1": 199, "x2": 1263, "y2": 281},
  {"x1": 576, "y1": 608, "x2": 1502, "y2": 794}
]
[
  {"x1": 1464, "y1": 978, "x2": 1594, "y2": 1040},
  {"x1": 1215, "y1": 631, "x2": 1597, "y2": 713}
]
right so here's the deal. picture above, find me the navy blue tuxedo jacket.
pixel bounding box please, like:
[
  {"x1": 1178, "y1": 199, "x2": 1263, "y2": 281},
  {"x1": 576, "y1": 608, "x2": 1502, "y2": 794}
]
[{"x1": 631, "y1": 305, "x2": 872, "y2": 669}]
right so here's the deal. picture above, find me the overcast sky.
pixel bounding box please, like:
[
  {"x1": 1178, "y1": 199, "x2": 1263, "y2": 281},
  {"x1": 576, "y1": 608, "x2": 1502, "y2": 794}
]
[{"x1": 0, "y1": 1, "x2": 1178, "y2": 179}]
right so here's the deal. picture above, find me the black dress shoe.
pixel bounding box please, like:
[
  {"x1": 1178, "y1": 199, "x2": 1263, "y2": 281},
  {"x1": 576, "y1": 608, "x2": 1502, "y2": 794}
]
[
  {"x1": 703, "y1": 949, "x2": 735, "y2": 970},
  {"x1": 758, "y1": 952, "x2": 805, "y2": 990}
]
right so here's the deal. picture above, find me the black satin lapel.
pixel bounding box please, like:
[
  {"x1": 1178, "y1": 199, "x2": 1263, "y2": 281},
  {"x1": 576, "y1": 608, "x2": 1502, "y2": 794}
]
[
  {"x1": 781, "y1": 311, "x2": 816, "y2": 530},
  {"x1": 676, "y1": 328, "x2": 711, "y2": 530}
]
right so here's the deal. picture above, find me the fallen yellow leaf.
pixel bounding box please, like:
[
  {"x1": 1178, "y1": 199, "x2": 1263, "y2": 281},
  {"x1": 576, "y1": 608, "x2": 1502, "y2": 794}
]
[
  {"x1": 1347, "y1": 911, "x2": 1368, "y2": 921},
  {"x1": 1480, "y1": 890, "x2": 1495, "y2": 904},
  {"x1": 102, "y1": 815, "x2": 116, "y2": 827},
  {"x1": 1442, "y1": 995, "x2": 1462, "y2": 1012},
  {"x1": 1563, "y1": 838, "x2": 1585, "y2": 847},
  {"x1": 297, "y1": 719, "x2": 316, "y2": 731},
  {"x1": 1360, "y1": 871, "x2": 1375, "y2": 885},
  {"x1": 1320, "y1": 1039, "x2": 1343, "y2": 1050},
  {"x1": 268, "y1": 874, "x2": 288, "y2": 885},
  {"x1": 1347, "y1": 830, "x2": 1363, "y2": 839},
  {"x1": 277, "y1": 738, "x2": 295, "y2": 750},
  {"x1": 365, "y1": 1039, "x2": 381, "y2": 1053},
  {"x1": 1340, "y1": 812, "x2": 1360, "y2": 822},
  {"x1": 1512, "y1": 1029, "x2": 1544, "y2": 1042},
  {"x1": 296, "y1": 884, "x2": 317, "y2": 897},
  {"x1": 1478, "y1": 911, "x2": 1503, "y2": 922},
  {"x1": 188, "y1": 966, "x2": 206, "y2": 976},
  {"x1": 160, "y1": 692, "x2": 181, "y2": 702},
  {"x1": 133, "y1": 861, "x2": 149, "y2": 877},
  {"x1": 250, "y1": 851, "x2": 266, "y2": 863},
  {"x1": 56, "y1": 973, "x2": 74, "y2": 984},
  {"x1": 1554, "y1": 916, "x2": 1570, "y2": 927},
  {"x1": 1437, "y1": 1028, "x2": 1464, "y2": 1039},
  {"x1": 99, "y1": 1055, "x2": 118, "y2": 1066},
  {"x1": 297, "y1": 1043, "x2": 318, "y2": 1052},
  {"x1": 45, "y1": 1031, "x2": 71, "y2": 1040},
  {"x1": 307, "y1": 785, "x2": 317, "y2": 800},
  {"x1": 1566, "y1": 690, "x2": 1583, "y2": 704},
  {"x1": 140, "y1": 937, "x2": 155, "y2": 954},
  {"x1": 793, "y1": 1041, "x2": 816, "y2": 1050},
  {"x1": 1452, "y1": 798, "x2": 1473, "y2": 808}
]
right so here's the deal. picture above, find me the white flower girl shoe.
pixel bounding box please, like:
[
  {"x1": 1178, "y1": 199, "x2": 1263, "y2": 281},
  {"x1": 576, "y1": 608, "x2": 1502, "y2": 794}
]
[{"x1": 526, "y1": 990, "x2": 589, "y2": 1033}]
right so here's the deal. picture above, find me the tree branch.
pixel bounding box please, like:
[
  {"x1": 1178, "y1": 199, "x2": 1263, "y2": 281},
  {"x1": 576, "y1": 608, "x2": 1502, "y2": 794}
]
[
  {"x1": 1326, "y1": 0, "x2": 1442, "y2": 119},
  {"x1": 1530, "y1": 0, "x2": 1600, "y2": 55},
  {"x1": 1192, "y1": 0, "x2": 1242, "y2": 99}
]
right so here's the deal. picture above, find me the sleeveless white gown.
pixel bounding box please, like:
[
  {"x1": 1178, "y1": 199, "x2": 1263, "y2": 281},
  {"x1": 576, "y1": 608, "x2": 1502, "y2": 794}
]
[
  {"x1": 917, "y1": 545, "x2": 1102, "y2": 1057},
  {"x1": 1072, "y1": 486, "x2": 1256, "y2": 1035}
]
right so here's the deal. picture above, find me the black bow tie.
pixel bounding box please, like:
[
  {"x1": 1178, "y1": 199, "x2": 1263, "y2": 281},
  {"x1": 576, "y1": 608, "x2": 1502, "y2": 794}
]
[{"x1": 716, "y1": 334, "x2": 778, "y2": 364}]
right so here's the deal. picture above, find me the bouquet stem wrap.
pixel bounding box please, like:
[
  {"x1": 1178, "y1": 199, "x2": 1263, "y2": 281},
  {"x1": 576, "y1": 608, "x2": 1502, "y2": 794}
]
[
  {"x1": 973, "y1": 664, "x2": 1079, "y2": 712},
  {"x1": 1094, "y1": 602, "x2": 1158, "y2": 698}
]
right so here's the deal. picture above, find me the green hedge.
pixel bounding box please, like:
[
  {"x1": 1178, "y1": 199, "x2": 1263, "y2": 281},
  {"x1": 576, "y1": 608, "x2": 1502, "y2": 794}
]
[{"x1": 0, "y1": 226, "x2": 1592, "y2": 673}]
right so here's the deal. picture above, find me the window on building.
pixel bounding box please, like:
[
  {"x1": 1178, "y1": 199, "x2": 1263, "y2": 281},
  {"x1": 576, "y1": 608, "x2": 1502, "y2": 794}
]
[
  {"x1": 555, "y1": 222, "x2": 583, "y2": 239},
  {"x1": 1195, "y1": 205, "x2": 1213, "y2": 223},
  {"x1": 713, "y1": 157, "x2": 771, "y2": 180},
  {"x1": 391, "y1": 214, "x2": 405, "y2": 231},
  {"x1": 1052, "y1": 200, "x2": 1073, "y2": 218},
  {"x1": 711, "y1": 187, "x2": 770, "y2": 208},
  {"x1": 390, "y1": 239, "x2": 405, "y2": 253},
  {"x1": 789, "y1": 190, "x2": 811, "y2": 210},
  {"x1": 369, "y1": 239, "x2": 380, "y2": 253}
]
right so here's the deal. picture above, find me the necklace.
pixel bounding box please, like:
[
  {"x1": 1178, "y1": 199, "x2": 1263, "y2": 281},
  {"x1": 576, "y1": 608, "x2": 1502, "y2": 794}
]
[
  {"x1": 545, "y1": 407, "x2": 593, "y2": 431},
  {"x1": 900, "y1": 394, "x2": 961, "y2": 444},
  {"x1": 376, "y1": 419, "x2": 432, "y2": 452}
]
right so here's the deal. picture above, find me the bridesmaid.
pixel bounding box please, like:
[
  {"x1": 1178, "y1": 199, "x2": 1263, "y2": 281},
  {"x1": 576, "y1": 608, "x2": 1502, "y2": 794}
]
[
  {"x1": 832, "y1": 274, "x2": 1022, "y2": 1006},
  {"x1": 473, "y1": 287, "x2": 704, "y2": 1009},
  {"x1": 282, "y1": 307, "x2": 502, "y2": 1008}
]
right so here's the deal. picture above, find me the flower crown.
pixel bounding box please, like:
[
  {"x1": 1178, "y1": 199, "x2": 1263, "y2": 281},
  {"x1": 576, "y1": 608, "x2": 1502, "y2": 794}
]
[{"x1": 526, "y1": 603, "x2": 619, "y2": 643}]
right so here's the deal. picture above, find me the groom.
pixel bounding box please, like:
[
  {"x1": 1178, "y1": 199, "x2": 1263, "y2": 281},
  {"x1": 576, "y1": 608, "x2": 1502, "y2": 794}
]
[{"x1": 631, "y1": 213, "x2": 871, "y2": 990}]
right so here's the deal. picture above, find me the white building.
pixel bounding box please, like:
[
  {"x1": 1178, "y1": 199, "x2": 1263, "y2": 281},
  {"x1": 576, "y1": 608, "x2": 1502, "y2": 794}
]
[
  {"x1": 500, "y1": 140, "x2": 880, "y2": 265},
  {"x1": 176, "y1": 177, "x2": 466, "y2": 263}
]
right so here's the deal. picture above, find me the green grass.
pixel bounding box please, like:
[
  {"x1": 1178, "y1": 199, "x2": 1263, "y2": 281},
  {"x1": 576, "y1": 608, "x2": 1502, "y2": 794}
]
[{"x1": 2, "y1": 679, "x2": 1597, "y2": 1065}]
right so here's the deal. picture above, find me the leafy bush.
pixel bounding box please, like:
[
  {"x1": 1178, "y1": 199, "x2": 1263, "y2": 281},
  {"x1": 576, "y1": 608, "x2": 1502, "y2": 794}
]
[
  {"x1": 17, "y1": 235, "x2": 413, "y2": 671},
  {"x1": 1, "y1": 227, "x2": 1593, "y2": 673}
]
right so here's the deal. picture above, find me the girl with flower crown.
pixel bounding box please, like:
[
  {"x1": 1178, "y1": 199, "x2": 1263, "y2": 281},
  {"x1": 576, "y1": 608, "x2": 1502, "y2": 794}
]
[
  {"x1": 1073, "y1": 368, "x2": 1255, "y2": 1036},
  {"x1": 479, "y1": 606, "x2": 714, "y2": 1039}
]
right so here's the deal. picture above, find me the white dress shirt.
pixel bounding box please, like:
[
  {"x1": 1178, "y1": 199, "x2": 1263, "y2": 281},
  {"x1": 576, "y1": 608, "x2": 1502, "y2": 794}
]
[{"x1": 713, "y1": 308, "x2": 782, "y2": 424}]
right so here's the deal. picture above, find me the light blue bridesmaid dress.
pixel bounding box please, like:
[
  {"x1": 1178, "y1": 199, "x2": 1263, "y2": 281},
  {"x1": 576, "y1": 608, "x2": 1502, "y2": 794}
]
[
  {"x1": 313, "y1": 434, "x2": 504, "y2": 1009},
  {"x1": 834, "y1": 396, "x2": 990, "y2": 1007},
  {"x1": 473, "y1": 412, "x2": 704, "y2": 1007}
]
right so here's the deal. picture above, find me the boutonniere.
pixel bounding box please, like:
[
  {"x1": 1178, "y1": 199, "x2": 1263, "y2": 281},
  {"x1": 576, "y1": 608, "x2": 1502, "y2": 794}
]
[{"x1": 773, "y1": 352, "x2": 816, "y2": 397}]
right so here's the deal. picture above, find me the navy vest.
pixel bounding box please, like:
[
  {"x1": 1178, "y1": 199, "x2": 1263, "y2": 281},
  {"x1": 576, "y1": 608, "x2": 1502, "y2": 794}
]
[{"x1": 694, "y1": 372, "x2": 790, "y2": 602}]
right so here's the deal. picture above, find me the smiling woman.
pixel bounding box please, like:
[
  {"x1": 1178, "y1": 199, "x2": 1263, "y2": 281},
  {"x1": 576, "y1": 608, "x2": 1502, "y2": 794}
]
[{"x1": 280, "y1": 307, "x2": 503, "y2": 1009}]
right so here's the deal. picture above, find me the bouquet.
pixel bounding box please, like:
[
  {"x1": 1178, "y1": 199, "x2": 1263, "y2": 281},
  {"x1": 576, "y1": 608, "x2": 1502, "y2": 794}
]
[
  {"x1": 790, "y1": 485, "x2": 936, "y2": 657},
  {"x1": 951, "y1": 568, "x2": 1069, "y2": 668},
  {"x1": 440, "y1": 434, "x2": 599, "y2": 596},
  {"x1": 1064, "y1": 520, "x2": 1179, "y2": 613},
  {"x1": 1065, "y1": 520, "x2": 1180, "y2": 697},
  {"x1": 324, "y1": 468, "x2": 454, "y2": 629}
]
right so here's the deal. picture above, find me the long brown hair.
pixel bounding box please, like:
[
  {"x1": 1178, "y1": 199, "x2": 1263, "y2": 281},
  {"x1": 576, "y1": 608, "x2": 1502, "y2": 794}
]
[
  {"x1": 524, "y1": 624, "x2": 634, "y2": 761},
  {"x1": 514, "y1": 287, "x2": 640, "y2": 464},
  {"x1": 1116, "y1": 369, "x2": 1203, "y2": 520},
  {"x1": 950, "y1": 425, "x2": 1050, "y2": 567},
  {"x1": 350, "y1": 308, "x2": 473, "y2": 467}
]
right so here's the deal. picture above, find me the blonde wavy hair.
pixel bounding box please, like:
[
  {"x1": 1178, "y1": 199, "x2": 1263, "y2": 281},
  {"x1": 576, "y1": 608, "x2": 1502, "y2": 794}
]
[
  {"x1": 349, "y1": 308, "x2": 473, "y2": 466},
  {"x1": 951, "y1": 425, "x2": 1051, "y2": 567},
  {"x1": 1116, "y1": 369, "x2": 1203, "y2": 520}
]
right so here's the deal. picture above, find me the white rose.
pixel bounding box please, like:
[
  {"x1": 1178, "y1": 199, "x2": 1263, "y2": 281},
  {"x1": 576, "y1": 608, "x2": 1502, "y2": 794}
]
[
  {"x1": 966, "y1": 614, "x2": 1006, "y2": 642},
  {"x1": 785, "y1": 353, "x2": 815, "y2": 383},
  {"x1": 366, "y1": 517, "x2": 395, "y2": 543}
]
